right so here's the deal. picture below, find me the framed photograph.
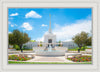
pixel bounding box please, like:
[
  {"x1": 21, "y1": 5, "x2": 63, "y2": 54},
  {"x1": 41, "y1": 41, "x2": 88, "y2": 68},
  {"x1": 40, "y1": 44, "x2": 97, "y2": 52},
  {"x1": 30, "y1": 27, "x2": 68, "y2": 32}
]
[{"x1": 0, "y1": 0, "x2": 99, "y2": 72}]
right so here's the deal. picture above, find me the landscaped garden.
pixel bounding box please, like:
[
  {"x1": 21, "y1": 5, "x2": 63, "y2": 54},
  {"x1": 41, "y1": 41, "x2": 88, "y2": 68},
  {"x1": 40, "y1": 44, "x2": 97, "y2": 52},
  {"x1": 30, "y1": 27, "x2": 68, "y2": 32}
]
[
  {"x1": 67, "y1": 55, "x2": 92, "y2": 62},
  {"x1": 8, "y1": 55, "x2": 32, "y2": 61},
  {"x1": 8, "y1": 30, "x2": 92, "y2": 64}
]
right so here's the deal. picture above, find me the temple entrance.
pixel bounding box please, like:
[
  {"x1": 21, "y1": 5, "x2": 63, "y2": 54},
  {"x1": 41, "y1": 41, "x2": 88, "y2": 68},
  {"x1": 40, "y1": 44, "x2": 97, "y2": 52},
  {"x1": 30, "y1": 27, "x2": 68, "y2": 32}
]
[{"x1": 48, "y1": 39, "x2": 52, "y2": 43}]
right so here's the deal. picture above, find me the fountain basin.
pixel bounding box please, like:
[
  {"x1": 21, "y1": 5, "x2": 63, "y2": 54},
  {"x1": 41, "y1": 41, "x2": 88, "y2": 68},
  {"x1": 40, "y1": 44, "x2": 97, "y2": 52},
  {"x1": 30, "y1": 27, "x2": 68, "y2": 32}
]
[
  {"x1": 35, "y1": 50, "x2": 65, "y2": 56},
  {"x1": 33, "y1": 47, "x2": 68, "y2": 56}
]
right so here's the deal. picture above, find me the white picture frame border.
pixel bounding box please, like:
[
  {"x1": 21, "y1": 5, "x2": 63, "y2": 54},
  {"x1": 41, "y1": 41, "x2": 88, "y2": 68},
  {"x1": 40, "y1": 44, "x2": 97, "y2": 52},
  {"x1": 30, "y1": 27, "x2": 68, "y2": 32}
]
[{"x1": 0, "y1": 0, "x2": 99, "y2": 72}]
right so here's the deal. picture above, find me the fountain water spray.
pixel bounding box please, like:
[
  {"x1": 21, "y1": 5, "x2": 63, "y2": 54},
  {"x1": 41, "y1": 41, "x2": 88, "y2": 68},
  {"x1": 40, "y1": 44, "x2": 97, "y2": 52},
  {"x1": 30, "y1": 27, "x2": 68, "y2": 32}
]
[{"x1": 48, "y1": 44, "x2": 52, "y2": 52}]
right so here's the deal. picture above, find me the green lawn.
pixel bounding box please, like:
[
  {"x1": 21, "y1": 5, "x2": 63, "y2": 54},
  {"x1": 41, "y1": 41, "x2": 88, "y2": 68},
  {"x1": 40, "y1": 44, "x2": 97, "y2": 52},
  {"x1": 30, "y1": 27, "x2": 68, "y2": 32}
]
[
  {"x1": 16, "y1": 49, "x2": 33, "y2": 51},
  {"x1": 68, "y1": 47, "x2": 91, "y2": 51},
  {"x1": 8, "y1": 61, "x2": 92, "y2": 64},
  {"x1": 68, "y1": 48, "x2": 85, "y2": 51}
]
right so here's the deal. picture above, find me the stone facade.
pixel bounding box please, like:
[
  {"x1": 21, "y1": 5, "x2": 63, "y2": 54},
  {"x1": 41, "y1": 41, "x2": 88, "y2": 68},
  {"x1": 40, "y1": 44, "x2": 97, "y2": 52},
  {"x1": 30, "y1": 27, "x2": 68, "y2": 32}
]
[{"x1": 44, "y1": 33, "x2": 56, "y2": 44}]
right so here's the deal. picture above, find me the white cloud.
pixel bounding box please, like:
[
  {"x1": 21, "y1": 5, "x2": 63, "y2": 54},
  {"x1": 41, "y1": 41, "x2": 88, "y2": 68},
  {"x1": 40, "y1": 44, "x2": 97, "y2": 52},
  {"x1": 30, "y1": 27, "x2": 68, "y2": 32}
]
[
  {"x1": 9, "y1": 22, "x2": 18, "y2": 27},
  {"x1": 41, "y1": 24, "x2": 48, "y2": 27},
  {"x1": 8, "y1": 21, "x2": 11, "y2": 24},
  {"x1": 53, "y1": 20, "x2": 92, "y2": 41},
  {"x1": 15, "y1": 24, "x2": 18, "y2": 26},
  {"x1": 25, "y1": 10, "x2": 42, "y2": 18},
  {"x1": 8, "y1": 32, "x2": 12, "y2": 34},
  {"x1": 22, "y1": 22, "x2": 33, "y2": 30},
  {"x1": 36, "y1": 37, "x2": 44, "y2": 42},
  {"x1": 36, "y1": 15, "x2": 92, "y2": 42},
  {"x1": 11, "y1": 25, "x2": 14, "y2": 27},
  {"x1": 10, "y1": 13, "x2": 18, "y2": 16},
  {"x1": 87, "y1": 15, "x2": 92, "y2": 20},
  {"x1": 10, "y1": 24, "x2": 17, "y2": 27}
]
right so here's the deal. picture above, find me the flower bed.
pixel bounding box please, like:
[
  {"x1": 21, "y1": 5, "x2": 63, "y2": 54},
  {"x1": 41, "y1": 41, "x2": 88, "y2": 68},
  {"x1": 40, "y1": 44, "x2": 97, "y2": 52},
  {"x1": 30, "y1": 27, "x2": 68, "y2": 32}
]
[
  {"x1": 67, "y1": 55, "x2": 92, "y2": 62},
  {"x1": 8, "y1": 55, "x2": 32, "y2": 61}
]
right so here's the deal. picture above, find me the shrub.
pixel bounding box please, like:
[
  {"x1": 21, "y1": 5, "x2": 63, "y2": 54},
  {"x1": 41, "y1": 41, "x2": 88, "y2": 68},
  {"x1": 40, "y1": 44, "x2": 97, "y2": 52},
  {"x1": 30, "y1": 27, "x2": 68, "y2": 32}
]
[
  {"x1": 81, "y1": 47, "x2": 85, "y2": 50},
  {"x1": 13, "y1": 45, "x2": 20, "y2": 50},
  {"x1": 23, "y1": 45, "x2": 27, "y2": 49},
  {"x1": 81, "y1": 46, "x2": 88, "y2": 50},
  {"x1": 22, "y1": 48, "x2": 33, "y2": 50},
  {"x1": 22, "y1": 45, "x2": 33, "y2": 50},
  {"x1": 58, "y1": 44, "x2": 62, "y2": 47},
  {"x1": 40, "y1": 44, "x2": 42, "y2": 47}
]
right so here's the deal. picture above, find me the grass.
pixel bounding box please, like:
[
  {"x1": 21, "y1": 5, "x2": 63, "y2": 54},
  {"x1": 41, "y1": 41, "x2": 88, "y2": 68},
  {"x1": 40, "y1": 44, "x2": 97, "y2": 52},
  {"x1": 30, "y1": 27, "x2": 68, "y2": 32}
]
[
  {"x1": 68, "y1": 48, "x2": 85, "y2": 51},
  {"x1": 16, "y1": 49, "x2": 33, "y2": 51},
  {"x1": 8, "y1": 61, "x2": 92, "y2": 64},
  {"x1": 68, "y1": 47, "x2": 91, "y2": 51}
]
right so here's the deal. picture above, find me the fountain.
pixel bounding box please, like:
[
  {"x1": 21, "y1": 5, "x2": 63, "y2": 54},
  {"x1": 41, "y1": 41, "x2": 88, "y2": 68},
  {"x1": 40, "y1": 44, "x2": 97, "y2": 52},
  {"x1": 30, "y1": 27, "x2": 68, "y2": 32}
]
[
  {"x1": 48, "y1": 44, "x2": 52, "y2": 52},
  {"x1": 34, "y1": 43, "x2": 67, "y2": 56}
]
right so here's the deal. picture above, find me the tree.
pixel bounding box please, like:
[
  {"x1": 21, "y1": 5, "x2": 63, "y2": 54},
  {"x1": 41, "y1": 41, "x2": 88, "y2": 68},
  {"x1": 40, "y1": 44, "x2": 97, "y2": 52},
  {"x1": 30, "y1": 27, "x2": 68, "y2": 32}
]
[
  {"x1": 9, "y1": 30, "x2": 30, "y2": 52},
  {"x1": 9, "y1": 33, "x2": 14, "y2": 45},
  {"x1": 72, "y1": 31, "x2": 89, "y2": 53},
  {"x1": 86, "y1": 37, "x2": 92, "y2": 46}
]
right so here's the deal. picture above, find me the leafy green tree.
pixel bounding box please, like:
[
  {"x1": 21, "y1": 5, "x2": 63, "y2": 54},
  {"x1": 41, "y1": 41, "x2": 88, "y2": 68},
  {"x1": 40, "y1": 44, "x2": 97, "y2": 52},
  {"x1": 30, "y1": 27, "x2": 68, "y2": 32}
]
[
  {"x1": 86, "y1": 37, "x2": 92, "y2": 46},
  {"x1": 72, "y1": 31, "x2": 89, "y2": 52},
  {"x1": 9, "y1": 33, "x2": 14, "y2": 45},
  {"x1": 9, "y1": 30, "x2": 30, "y2": 52},
  {"x1": 13, "y1": 45, "x2": 20, "y2": 50}
]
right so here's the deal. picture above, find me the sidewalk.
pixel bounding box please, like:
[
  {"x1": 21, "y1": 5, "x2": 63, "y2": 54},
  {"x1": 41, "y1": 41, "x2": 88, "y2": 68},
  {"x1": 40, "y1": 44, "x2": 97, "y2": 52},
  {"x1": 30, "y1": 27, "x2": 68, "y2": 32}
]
[{"x1": 26, "y1": 56, "x2": 73, "y2": 62}]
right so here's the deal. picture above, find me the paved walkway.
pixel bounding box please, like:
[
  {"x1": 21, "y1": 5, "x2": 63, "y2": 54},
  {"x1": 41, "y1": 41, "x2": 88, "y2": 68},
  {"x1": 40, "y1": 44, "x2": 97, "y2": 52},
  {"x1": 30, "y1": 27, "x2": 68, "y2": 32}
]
[{"x1": 26, "y1": 56, "x2": 73, "y2": 62}]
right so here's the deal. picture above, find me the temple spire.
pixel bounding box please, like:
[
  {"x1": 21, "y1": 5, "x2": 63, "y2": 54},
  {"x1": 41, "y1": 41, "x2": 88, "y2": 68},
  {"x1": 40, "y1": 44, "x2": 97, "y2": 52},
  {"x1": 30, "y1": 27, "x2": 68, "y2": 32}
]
[{"x1": 49, "y1": 14, "x2": 52, "y2": 33}]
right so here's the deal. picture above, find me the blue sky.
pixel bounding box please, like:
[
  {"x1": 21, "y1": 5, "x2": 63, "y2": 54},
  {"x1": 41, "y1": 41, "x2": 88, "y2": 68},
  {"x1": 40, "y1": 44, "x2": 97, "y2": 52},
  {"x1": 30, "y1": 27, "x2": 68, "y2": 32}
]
[{"x1": 8, "y1": 8, "x2": 92, "y2": 42}]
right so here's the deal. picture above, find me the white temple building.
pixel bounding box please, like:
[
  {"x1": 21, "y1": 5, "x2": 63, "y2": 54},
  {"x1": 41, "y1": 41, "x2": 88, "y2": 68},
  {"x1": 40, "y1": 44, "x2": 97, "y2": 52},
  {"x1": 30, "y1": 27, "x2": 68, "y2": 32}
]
[
  {"x1": 23, "y1": 15, "x2": 78, "y2": 50},
  {"x1": 44, "y1": 15, "x2": 56, "y2": 48}
]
